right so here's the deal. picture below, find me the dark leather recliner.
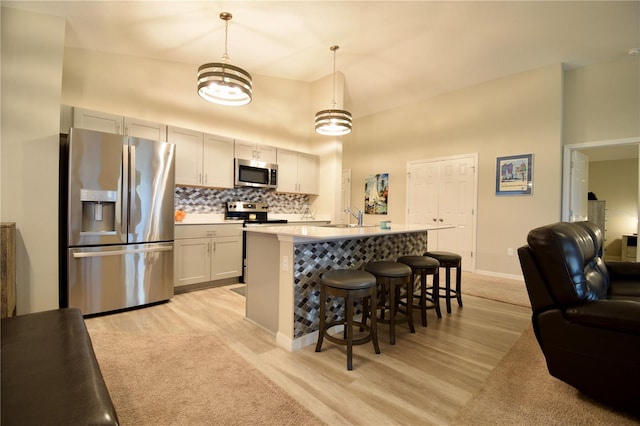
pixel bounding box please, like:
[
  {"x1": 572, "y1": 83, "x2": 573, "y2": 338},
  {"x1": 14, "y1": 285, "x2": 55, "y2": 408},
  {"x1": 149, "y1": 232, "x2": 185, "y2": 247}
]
[{"x1": 518, "y1": 221, "x2": 640, "y2": 415}]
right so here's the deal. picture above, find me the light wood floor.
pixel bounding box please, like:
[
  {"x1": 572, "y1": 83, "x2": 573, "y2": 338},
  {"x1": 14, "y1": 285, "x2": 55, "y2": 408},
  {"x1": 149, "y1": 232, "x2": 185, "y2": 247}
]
[{"x1": 85, "y1": 277, "x2": 531, "y2": 425}]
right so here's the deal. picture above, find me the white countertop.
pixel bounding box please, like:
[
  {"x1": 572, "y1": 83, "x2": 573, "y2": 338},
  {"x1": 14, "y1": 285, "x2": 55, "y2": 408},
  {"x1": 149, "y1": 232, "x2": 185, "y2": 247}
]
[
  {"x1": 244, "y1": 223, "x2": 453, "y2": 243},
  {"x1": 175, "y1": 213, "x2": 330, "y2": 225}
]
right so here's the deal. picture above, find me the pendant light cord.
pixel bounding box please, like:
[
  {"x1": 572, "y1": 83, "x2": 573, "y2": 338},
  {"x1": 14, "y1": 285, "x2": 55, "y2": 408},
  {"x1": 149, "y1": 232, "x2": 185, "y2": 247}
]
[
  {"x1": 331, "y1": 45, "x2": 338, "y2": 109},
  {"x1": 221, "y1": 13, "x2": 231, "y2": 63}
]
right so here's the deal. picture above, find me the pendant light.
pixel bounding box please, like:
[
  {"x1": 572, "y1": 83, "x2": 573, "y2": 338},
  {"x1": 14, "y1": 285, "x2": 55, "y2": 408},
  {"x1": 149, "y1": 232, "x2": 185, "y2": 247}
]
[
  {"x1": 315, "y1": 45, "x2": 352, "y2": 136},
  {"x1": 197, "y1": 12, "x2": 252, "y2": 106}
]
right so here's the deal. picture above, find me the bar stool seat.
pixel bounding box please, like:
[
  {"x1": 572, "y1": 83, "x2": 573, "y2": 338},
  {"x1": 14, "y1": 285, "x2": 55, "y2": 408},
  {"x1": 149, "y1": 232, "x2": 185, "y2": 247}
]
[
  {"x1": 396, "y1": 255, "x2": 440, "y2": 326},
  {"x1": 423, "y1": 251, "x2": 462, "y2": 313},
  {"x1": 364, "y1": 261, "x2": 414, "y2": 345},
  {"x1": 315, "y1": 269, "x2": 380, "y2": 370}
]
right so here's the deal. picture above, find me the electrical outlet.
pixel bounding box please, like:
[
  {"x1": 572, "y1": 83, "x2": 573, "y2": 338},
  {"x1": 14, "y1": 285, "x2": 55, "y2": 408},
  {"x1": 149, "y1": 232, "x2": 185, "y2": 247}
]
[
  {"x1": 282, "y1": 255, "x2": 289, "y2": 271},
  {"x1": 507, "y1": 248, "x2": 514, "y2": 256}
]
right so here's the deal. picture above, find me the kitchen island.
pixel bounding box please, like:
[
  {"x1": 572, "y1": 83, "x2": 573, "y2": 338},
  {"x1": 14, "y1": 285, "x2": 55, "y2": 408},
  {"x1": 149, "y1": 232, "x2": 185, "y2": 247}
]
[{"x1": 243, "y1": 224, "x2": 452, "y2": 351}]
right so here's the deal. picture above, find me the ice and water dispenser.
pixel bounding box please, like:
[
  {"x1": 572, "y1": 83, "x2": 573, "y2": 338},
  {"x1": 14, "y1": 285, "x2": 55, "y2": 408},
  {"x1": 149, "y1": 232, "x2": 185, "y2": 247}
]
[{"x1": 80, "y1": 189, "x2": 117, "y2": 235}]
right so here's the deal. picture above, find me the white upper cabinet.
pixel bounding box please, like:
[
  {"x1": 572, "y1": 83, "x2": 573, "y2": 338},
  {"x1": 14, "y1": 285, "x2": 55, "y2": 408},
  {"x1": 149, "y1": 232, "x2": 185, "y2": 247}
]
[
  {"x1": 73, "y1": 107, "x2": 167, "y2": 141},
  {"x1": 168, "y1": 126, "x2": 204, "y2": 187},
  {"x1": 73, "y1": 108, "x2": 123, "y2": 134},
  {"x1": 234, "y1": 140, "x2": 277, "y2": 164},
  {"x1": 202, "y1": 134, "x2": 234, "y2": 188},
  {"x1": 276, "y1": 149, "x2": 319, "y2": 195},
  {"x1": 297, "y1": 152, "x2": 320, "y2": 195},
  {"x1": 168, "y1": 126, "x2": 234, "y2": 188},
  {"x1": 123, "y1": 117, "x2": 167, "y2": 141},
  {"x1": 276, "y1": 149, "x2": 298, "y2": 193}
]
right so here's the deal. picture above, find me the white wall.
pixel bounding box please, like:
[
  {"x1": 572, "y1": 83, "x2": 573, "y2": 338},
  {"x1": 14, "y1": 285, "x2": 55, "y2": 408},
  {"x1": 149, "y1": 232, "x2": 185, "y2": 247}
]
[
  {"x1": 1, "y1": 7, "x2": 66, "y2": 313},
  {"x1": 564, "y1": 59, "x2": 640, "y2": 144},
  {"x1": 345, "y1": 64, "x2": 564, "y2": 277}
]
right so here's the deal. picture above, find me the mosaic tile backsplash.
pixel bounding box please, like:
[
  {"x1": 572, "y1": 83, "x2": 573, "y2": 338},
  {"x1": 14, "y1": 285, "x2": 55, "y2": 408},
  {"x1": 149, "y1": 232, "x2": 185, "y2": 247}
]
[
  {"x1": 174, "y1": 186, "x2": 310, "y2": 214},
  {"x1": 292, "y1": 232, "x2": 428, "y2": 339}
]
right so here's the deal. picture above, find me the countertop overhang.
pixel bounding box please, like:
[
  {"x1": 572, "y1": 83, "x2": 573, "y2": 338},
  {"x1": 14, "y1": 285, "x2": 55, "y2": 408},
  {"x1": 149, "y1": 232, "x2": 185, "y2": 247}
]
[{"x1": 243, "y1": 223, "x2": 453, "y2": 243}]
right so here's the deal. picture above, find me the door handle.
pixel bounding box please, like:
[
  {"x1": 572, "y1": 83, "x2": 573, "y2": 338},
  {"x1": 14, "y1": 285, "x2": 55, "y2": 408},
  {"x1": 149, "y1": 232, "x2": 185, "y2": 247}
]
[
  {"x1": 73, "y1": 246, "x2": 172, "y2": 258},
  {"x1": 121, "y1": 145, "x2": 129, "y2": 236}
]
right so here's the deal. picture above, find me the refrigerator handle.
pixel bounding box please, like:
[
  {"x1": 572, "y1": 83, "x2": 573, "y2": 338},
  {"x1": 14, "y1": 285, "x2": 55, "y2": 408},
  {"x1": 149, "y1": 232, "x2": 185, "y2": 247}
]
[
  {"x1": 121, "y1": 144, "x2": 129, "y2": 237},
  {"x1": 72, "y1": 245, "x2": 173, "y2": 258},
  {"x1": 130, "y1": 145, "x2": 136, "y2": 195}
]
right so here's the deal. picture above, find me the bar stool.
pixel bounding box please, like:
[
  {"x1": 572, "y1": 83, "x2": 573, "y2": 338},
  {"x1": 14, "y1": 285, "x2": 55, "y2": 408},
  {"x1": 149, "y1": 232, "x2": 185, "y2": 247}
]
[
  {"x1": 423, "y1": 251, "x2": 462, "y2": 313},
  {"x1": 315, "y1": 269, "x2": 380, "y2": 370},
  {"x1": 364, "y1": 261, "x2": 414, "y2": 345},
  {"x1": 396, "y1": 255, "x2": 441, "y2": 326}
]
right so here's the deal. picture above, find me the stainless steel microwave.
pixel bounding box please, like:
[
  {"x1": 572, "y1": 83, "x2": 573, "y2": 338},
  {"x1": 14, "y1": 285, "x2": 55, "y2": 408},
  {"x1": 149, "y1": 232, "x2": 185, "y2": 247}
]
[{"x1": 234, "y1": 158, "x2": 278, "y2": 189}]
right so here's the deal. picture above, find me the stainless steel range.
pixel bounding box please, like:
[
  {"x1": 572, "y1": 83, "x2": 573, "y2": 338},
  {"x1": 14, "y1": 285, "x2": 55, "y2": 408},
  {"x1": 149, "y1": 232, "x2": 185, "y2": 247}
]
[{"x1": 225, "y1": 201, "x2": 287, "y2": 282}]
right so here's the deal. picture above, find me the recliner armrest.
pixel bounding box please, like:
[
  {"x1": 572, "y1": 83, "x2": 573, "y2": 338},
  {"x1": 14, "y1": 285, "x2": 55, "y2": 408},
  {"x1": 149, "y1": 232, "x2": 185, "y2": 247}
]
[
  {"x1": 607, "y1": 261, "x2": 640, "y2": 279},
  {"x1": 565, "y1": 299, "x2": 640, "y2": 334},
  {"x1": 606, "y1": 261, "x2": 640, "y2": 297}
]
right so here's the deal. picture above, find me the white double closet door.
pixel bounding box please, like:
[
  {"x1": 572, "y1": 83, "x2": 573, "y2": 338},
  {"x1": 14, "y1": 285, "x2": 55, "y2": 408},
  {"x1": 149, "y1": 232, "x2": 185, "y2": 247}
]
[{"x1": 407, "y1": 154, "x2": 477, "y2": 271}]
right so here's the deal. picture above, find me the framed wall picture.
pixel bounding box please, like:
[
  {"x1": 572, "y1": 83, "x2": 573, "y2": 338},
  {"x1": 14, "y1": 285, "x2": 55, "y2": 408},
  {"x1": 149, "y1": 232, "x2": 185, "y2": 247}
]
[
  {"x1": 496, "y1": 154, "x2": 533, "y2": 195},
  {"x1": 364, "y1": 173, "x2": 388, "y2": 214}
]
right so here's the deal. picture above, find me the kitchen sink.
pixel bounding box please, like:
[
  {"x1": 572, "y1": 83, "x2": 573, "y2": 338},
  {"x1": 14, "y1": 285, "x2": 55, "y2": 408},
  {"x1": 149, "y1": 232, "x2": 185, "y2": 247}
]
[{"x1": 320, "y1": 223, "x2": 377, "y2": 228}]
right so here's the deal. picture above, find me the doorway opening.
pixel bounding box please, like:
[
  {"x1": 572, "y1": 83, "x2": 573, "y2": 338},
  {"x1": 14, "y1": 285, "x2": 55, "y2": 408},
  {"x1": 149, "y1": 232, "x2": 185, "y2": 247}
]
[{"x1": 563, "y1": 137, "x2": 640, "y2": 261}]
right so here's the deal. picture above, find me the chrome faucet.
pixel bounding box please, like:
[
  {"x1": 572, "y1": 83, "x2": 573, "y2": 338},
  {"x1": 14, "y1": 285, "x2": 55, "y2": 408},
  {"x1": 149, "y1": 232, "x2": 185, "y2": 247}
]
[{"x1": 344, "y1": 207, "x2": 364, "y2": 227}]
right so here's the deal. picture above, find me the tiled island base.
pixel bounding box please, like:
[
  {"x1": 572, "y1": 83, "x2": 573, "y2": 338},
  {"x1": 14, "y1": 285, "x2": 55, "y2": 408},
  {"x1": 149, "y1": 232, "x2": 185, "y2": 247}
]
[{"x1": 244, "y1": 225, "x2": 437, "y2": 351}]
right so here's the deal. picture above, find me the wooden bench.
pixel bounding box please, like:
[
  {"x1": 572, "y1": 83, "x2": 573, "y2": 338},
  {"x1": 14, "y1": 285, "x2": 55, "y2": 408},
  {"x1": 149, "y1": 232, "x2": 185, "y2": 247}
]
[{"x1": 1, "y1": 308, "x2": 119, "y2": 425}]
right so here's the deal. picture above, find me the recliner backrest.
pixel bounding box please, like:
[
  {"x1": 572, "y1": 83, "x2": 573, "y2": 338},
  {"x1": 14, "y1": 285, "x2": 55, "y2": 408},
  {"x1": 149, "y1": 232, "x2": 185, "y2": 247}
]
[{"x1": 526, "y1": 221, "x2": 609, "y2": 307}]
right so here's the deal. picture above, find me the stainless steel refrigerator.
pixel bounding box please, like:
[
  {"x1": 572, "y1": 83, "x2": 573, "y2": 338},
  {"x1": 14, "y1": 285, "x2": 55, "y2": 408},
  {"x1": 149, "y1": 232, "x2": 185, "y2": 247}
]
[{"x1": 61, "y1": 127, "x2": 175, "y2": 315}]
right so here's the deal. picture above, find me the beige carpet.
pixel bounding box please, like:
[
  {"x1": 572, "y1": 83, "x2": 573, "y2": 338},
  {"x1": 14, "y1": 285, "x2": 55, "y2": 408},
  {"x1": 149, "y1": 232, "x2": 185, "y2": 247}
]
[
  {"x1": 90, "y1": 332, "x2": 324, "y2": 426},
  {"x1": 451, "y1": 326, "x2": 639, "y2": 425},
  {"x1": 462, "y1": 272, "x2": 531, "y2": 308}
]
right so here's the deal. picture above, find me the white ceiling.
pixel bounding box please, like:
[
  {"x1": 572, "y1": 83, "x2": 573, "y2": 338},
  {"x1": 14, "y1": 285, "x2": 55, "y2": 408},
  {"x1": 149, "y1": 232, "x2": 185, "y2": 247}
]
[{"x1": 4, "y1": 1, "x2": 639, "y2": 118}]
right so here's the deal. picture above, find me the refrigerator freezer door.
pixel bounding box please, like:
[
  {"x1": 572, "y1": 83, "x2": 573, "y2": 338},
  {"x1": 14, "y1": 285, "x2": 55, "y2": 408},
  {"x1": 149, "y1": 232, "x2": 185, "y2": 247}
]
[
  {"x1": 67, "y1": 243, "x2": 174, "y2": 315},
  {"x1": 67, "y1": 128, "x2": 128, "y2": 247},
  {"x1": 128, "y1": 137, "x2": 175, "y2": 243}
]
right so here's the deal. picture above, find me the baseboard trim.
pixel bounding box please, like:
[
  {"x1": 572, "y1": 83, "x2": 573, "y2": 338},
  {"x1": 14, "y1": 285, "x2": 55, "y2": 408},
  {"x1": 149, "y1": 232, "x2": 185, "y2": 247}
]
[
  {"x1": 276, "y1": 330, "x2": 321, "y2": 352},
  {"x1": 473, "y1": 269, "x2": 524, "y2": 282}
]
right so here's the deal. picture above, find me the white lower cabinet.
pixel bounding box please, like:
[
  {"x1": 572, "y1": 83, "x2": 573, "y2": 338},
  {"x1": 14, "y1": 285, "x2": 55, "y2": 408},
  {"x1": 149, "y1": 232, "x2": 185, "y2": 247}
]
[
  {"x1": 174, "y1": 224, "x2": 242, "y2": 289},
  {"x1": 210, "y1": 236, "x2": 243, "y2": 280},
  {"x1": 174, "y1": 237, "x2": 211, "y2": 286}
]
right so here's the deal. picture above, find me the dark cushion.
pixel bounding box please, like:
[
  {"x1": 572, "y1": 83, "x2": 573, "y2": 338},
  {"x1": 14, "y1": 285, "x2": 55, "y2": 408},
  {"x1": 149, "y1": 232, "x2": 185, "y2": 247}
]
[
  {"x1": 397, "y1": 255, "x2": 440, "y2": 270},
  {"x1": 423, "y1": 251, "x2": 461, "y2": 265},
  {"x1": 364, "y1": 261, "x2": 412, "y2": 278},
  {"x1": 1, "y1": 308, "x2": 119, "y2": 426},
  {"x1": 526, "y1": 221, "x2": 609, "y2": 306},
  {"x1": 322, "y1": 269, "x2": 376, "y2": 290}
]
